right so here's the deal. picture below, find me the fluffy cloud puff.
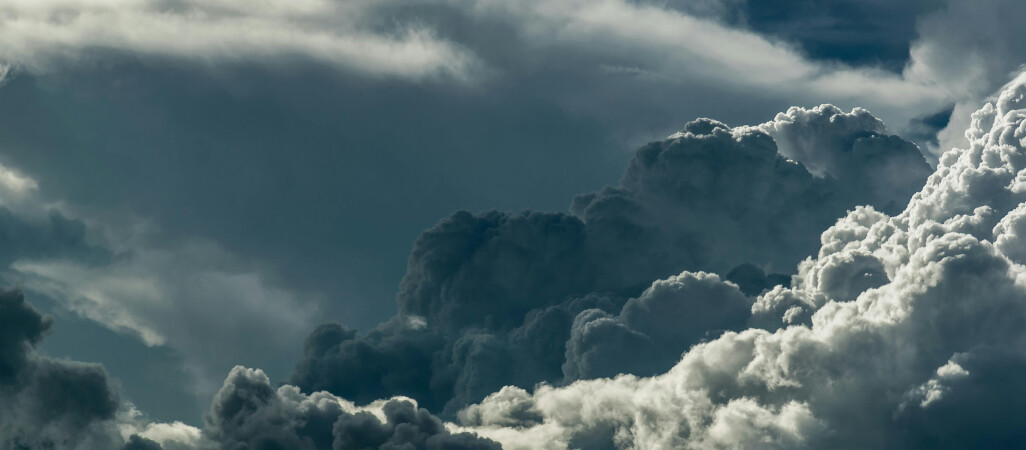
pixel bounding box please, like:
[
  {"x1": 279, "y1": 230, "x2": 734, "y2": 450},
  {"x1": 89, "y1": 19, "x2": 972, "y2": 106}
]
[
  {"x1": 289, "y1": 105, "x2": 931, "y2": 414},
  {"x1": 456, "y1": 74, "x2": 1026, "y2": 449}
]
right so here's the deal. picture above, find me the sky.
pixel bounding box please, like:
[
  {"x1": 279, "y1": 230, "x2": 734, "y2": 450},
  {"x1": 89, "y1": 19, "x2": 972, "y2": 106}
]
[{"x1": 5, "y1": 0, "x2": 1026, "y2": 448}]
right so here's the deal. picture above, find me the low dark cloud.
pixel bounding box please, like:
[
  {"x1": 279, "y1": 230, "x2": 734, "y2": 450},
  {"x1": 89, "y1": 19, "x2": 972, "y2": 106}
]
[
  {"x1": 288, "y1": 104, "x2": 931, "y2": 415},
  {"x1": 122, "y1": 435, "x2": 164, "y2": 450},
  {"x1": 205, "y1": 366, "x2": 499, "y2": 450},
  {"x1": 0, "y1": 288, "x2": 503, "y2": 449},
  {"x1": 0, "y1": 289, "x2": 123, "y2": 449}
]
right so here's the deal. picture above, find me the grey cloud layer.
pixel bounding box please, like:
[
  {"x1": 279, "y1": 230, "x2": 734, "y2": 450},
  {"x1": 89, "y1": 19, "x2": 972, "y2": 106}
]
[
  {"x1": 455, "y1": 74, "x2": 1026, "y2": 449},
  {"x1": 0, "y1": 0, "x2": 993, "y2": 420},
  {"x1": 287, "y1": 105, "x2": 930, "y2": 416}
]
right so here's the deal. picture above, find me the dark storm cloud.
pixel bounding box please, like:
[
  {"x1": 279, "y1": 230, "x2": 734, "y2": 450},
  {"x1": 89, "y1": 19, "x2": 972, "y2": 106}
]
[
  {"x1": 122, "y1": 435, "x2": 165, "y2": 450},
  {"x1": 288, "y1": 105, "x2": 931, "y2": 415},
  {"x1": 0, "y1": 0, "x2": 957, "y2": 422},
  {"x1": 0, "y1": 289, "x2": 123, "y2": 449},
  {"x1": 3, "y1": 1, "x2": 1026, "y2": 448},
  {"x1": 0, "y1": 288, "x2": 504, "y2": 449},
  {"x1": 287, "y1": 318, "x2": 448, "y2": 411},
  {"x1": 205, "y1": 366, "x2": 499, "y2": 450}
]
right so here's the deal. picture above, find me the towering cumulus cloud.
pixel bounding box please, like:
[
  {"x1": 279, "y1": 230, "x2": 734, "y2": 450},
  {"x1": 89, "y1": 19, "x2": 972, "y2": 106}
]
[
  {"x1": 456, "y1": 74, "x2": 1026, "y2": 448},
  {"x1": 288, "y1": 105, "x2": 931, "y2": 415}
]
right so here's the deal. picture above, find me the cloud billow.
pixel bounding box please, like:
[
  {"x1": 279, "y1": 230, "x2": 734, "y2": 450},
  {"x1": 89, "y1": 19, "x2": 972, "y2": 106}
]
[
  {"x1": 204, "y1": 366, "x2": 500, "y2": 450},
  {"x1": 288, "y1": 104, "x2": 932, "y2": 415},
  {"x1": 0, "y1": 290, "x2": 123, "y2": 449},
  {"x1": 458, "y1": 73, "x2": 1026, "y2": 449}
]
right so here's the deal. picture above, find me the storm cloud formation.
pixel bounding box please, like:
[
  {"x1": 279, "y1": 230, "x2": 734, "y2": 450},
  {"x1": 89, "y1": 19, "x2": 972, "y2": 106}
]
[
  {"x1": 454, "y1": 74, "x2": 1026, "y2": 449},
  {"x1": 204, "y1": 366, "x2": 500, "y2": 450},
  {"x1": 288, "y1": 104, "x2": 932, "y2": 415},
  {"x1": 13, "y1": 69, "x2": 1026, "y2": 450},
  {"x1": 0, "y1": 288, "x2": 500, "y2": 449},
  {"x1": 0, "y1": 289, "x2": 123, "y2": 449},
  {"x1": 0, "y1": 0, "x2": 994, "y2": 423}
]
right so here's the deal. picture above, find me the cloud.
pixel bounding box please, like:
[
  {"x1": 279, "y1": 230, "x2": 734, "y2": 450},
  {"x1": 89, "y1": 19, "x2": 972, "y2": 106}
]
[
  {"x1": 0, "y1": 159, "x2": 320, "y2": 413},
  {"x1": 895, "y1": 0, "x2": 1026, "y2": 157},
  {"x1": 0, "y1": 287, "x2": 506, "y2": 449},
  {"x1": 122, "y1": 434, "x2": 165, "y2": 450},
  {"x1": 0, "y1": 0, "x2": 479, "y2": 81},
  {"x1": 0, "y1": 289, "x2": 125, "y2": 449},
  {"x1": 453, "y1": 73, "x2": 1026, "y2": 449},
  {"x1": 757, "y1": 104, "x2": 933, "y2": 213},
  {"x1": 562, "y1": 272, "x2": 750, "y2": 381},
  {"x1": 0, "y1": 0, "x2": 960, "y2": 134},
  {"x1": 287, "y1": 104, "x2": 931, "y2": 415},
  {"x1": 204, "y1": 365, "x2": 499, "y2": 449},
  {"x1": 9, "y1": 29, "x2": 1026, "y2": 450}
]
